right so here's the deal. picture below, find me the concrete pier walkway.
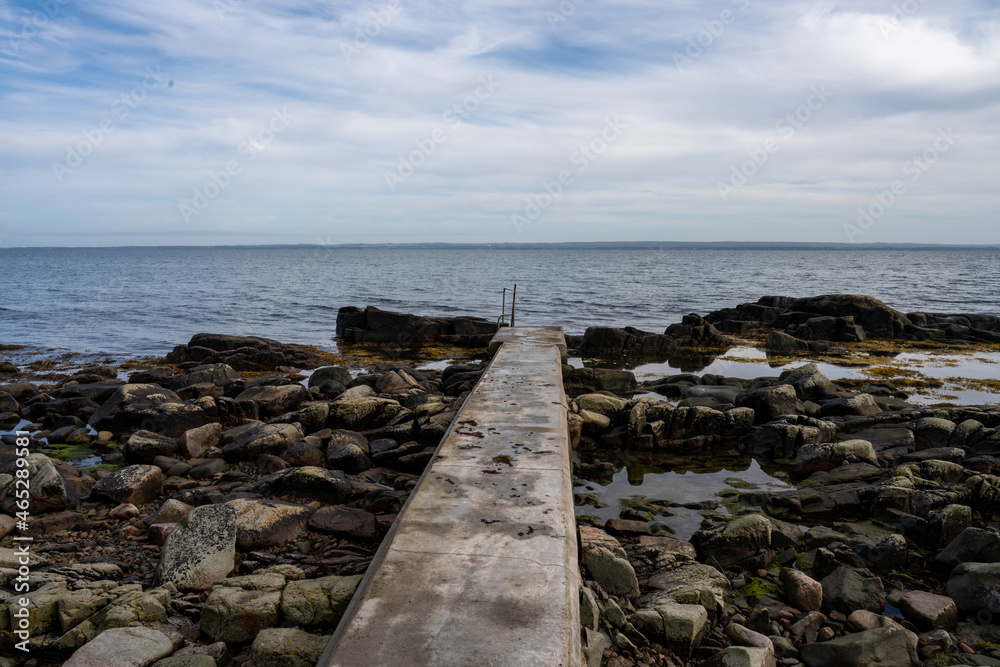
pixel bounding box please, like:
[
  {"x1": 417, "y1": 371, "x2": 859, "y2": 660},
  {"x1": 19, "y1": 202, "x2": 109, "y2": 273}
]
[{"x1": 318, "y1": 327, "x2": 581, "y2": 667}]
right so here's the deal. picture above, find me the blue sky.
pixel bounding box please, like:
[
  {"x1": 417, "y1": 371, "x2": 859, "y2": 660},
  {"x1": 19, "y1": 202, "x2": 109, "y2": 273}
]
[{"x1": 1, "y1": 0, "x2": 998, "y2": 246}]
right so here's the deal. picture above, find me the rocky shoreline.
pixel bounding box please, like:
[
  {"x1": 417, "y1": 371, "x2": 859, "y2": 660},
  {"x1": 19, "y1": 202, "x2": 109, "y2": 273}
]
[{"x1": 0, "y1": 294, "x2": 997, "y2": 666}]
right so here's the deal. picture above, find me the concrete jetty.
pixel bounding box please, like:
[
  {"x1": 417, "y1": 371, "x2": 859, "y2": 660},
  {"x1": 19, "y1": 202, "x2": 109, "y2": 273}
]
[{"x1": 318, "y1": 326, "x2": 581, "y2": 666}]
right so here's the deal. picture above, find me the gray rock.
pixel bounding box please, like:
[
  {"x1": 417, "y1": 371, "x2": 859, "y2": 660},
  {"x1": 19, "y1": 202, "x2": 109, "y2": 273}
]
[
  {"x1": 122, "y1": 430, "x2": 178, "y2": 464},
  {"x1": 781, "y1": 568, "x2": 822, "y2": 612},
  {"x1": 151, "y1": 656, "x2": 217, "y2": 667},
  {"x1": 779, "y1": 364, "x2": 836, "y2": 401},
  {"x1": 156, "y1": 503, "x2": 236, "y2": 590},
  {"x1": 579, "y1": 526, "x2": 640, "y2": 598},
  {"x1": 64, "y1": 626, "x2": 175, "y2": 667},
  {"x1": 798, "y1": 624, "x2": 919, "y2": 666},
  {"x1": 201, "y1": 573, "x2": 284, "y2": 643},
  {"x1": 582, "y1": 628, "x2": 611, "y2": 667},
  {"x1": 0, "y1": 453, "x2": 74, "y2": 514},
  {"x1": 819, "y1": 393, "x2": 881, "y2": 417},
  {"x1": 580, "y1": 587, "x2": 600, "y2": 631},
  {"x1": 793, "y1": 440, "x2": 878, "y2": 477},
  {"x1": 308, "y1": 506, "x2": 377, "y2": 539},
  {"x1": 703, "y1": 646, "x2": 776, "y2": 667},
  {"x1": 308, "y1": 366, "x2": 352, "y2": 388},
  {"x1": 280, "y1": 574, "x2": 363, "y2": 627},
  {"x1": 178, "y1": 422, "x2": 222, "y2": 458},
  {"x1": 234, "y1": 384, "x2": 310, "y2": 419},
  {"x1": 251, "y1": 628, "x2": 331, "y2": 667},
  {"x1": 936, "y1": 527, "x2": 1000, "y2": 569},
  {"x1": 898, "y1": 590, "x2": 957, "y2": 631},
  {"x1": 913, "y1": 417, "x2": 956, "y2": 450},
  {"x1": 90, "y1": 464, "x2": 164, "y2": 506},
  {"x1": 629, "y1": 600, "x2": 711, "y2": 651},
  {"x1": 736, "y1": 384, "x2": 802, "y2": 425},
  {"x1": 227, "y1": 498, "x2": 314, "y2": 550},
  {"x1": 88, "y1": 384, "x2": 183, "y2": 429},
  {"x1": 821, "y1": 567, "x2": 884, "y2": 615},
  {"x1": 947, "y1": 562, "x2": 1000, "y2": 613},
  {"x1": 250, "y1": 466, "x2": 354, "y2": 504},
  {"x1": 691, "y1": 514, "x2": 773, "y2": 570},
  {"x1": 188, "y1": 458, "x2": 229, "y2": 479},
  {"x1": 221, "y1": 422, "x2": 304, "y2": 461}
]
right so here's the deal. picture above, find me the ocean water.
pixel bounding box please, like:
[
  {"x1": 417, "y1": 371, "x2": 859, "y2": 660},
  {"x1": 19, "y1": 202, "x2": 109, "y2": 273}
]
[{"x1": 1, "y1": 246, "x2": 999, "y2": 358}]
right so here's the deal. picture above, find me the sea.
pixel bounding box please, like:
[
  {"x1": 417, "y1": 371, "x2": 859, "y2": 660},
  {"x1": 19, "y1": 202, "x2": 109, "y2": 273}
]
[{"x1": 1, "y1": 246, "x2": 998, "y2": 358}]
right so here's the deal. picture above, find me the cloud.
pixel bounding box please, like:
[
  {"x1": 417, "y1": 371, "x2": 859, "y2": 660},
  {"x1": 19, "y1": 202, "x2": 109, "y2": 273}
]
[{"x1": 1, "y1": 0, "x2": 998, "y2": 246}]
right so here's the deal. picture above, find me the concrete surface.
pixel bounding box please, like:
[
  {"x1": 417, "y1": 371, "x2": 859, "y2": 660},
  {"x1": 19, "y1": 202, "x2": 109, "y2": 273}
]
[{"x1": 318, "y1": 326, "x2": 581, "y2": 667}]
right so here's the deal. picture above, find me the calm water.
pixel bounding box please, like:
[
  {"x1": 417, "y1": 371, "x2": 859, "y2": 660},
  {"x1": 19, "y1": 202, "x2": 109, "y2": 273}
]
[{"x1": 1, "y1": 246, "x2": 998, "y2": 357}]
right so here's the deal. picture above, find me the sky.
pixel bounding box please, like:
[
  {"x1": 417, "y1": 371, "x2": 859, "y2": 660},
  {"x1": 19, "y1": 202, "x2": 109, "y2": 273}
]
[{"x1": 0, "y1": 0, "x2": 998, "y2": 247}]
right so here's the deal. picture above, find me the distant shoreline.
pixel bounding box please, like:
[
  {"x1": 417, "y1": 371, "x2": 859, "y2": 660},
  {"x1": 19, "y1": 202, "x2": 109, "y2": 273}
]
[{"x1": 2, "y1": 241, "x2": 1000, "y2": 251}]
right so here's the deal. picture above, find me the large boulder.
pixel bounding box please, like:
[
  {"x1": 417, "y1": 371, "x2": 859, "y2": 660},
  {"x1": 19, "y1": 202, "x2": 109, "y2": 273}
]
[
  {"x1": 691, "y1": 514, "x2": 774, "y2": 570},
  {"x1": 156, "y1": 504, "x2": 237, "y2": 590},
  {"x1": 251, "y1": 627, "x2": 331, "y2": 667},
  {"x1": 328, "y1": 397, "x2": 404, "y2": 431},
  {"x1": 222, "y1": 423, "x2": 304, "y2": 461},
  {"x1": 227, "y1": 498, "x2": 315, "y2": 550},
  {"x1": 173, "y1": 363, "x2": 240, "y2": 389},
  {"x1": 0, "y1": 453, "x2": 76, "y2": 514},
  {"x1": 121, "y1": 430, "x2": 178, "y2": 464},
  {"x1": 821, "y1": 567, "x2": 885, "y2": 615},
  {"x1": 736, "y1": 385, "x2": 801, "y2": 425},
  {"x1": 178, "y1": 422, "x2": 222, "y2": 459},
  {"x1": 201, "y1": 573, "x2": 285, "y2": 643},
  {"x1": 946, "y1": 562, "x2": 1000, "y2": 613},
  {"x1": 89, "y1": 384, "x2": 183, "y2": 429},
  {"x1": 936, "y1": 528, "x2": 1000, "y2": 569},
  {"x1": 580, "y1": 526, "x2": 640, "y2": 598},
  {"x1": 280, "y1": 574, "x2": 363, "y2": 627},
  {"x1": 234, "y1": 384, "x2": 310, "y2": 420},
  {"x1": 798, "y1": 624, "x2": 919, "y2": 666},
  {"x1": 251, "y1": 466, "x2": 354, "y2": 504},
  {"x1": 63, "y1": 626, "x2": 176, "y2": 667},
  {"x1": 308, "y1": 366, "x2": 352, "y2": 388},
  {"x1": 629, "y1": 600, "x2": 711, "y2": 652},
  {"x1": 793, "y1": 440, "x2": 878, "y2": 477},
  {"x1": 779, "y1": 364, "x2": 837, "y2": 401},
  {"x1": 90, "y1": 465, "x2": 164, "y2": 506}
]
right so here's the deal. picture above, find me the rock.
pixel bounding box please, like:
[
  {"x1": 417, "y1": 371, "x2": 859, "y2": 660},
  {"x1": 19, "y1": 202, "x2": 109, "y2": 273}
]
[
  {"x1": 307, "y1": 506, "x2": 378, "y2": 539},
  {"x1": 174, "y1": 363, "x2": 240, "y2": 389},
  {"x1": 897, "y1": 590, "x2": 957, "y2": 631},
  {"x1": 946, "y1": 562, "x2": 1000, "y2": 613},
  {"x1": 281, "y1": 441, "x2": 326, "y2": 467},
  {"x1": 221, "y1": 422, "x2": 304, "y2": 461},
  {"x1": 200, "y1": 573, "x2": 284, "y2": 643},
  {"x1": 703, "y1": 646, "x2": 776, "y2": 667},
  {"x1": 308, "y1": 366, "x2": 352, "y2": 388},
  {"x1": 251, "y1": 466, "x2": 354, "y2": 504},
  {"x1": 64, "y1": 626, "x2": 176, "y2": 667},
  {"x1": 151, "y1": 656, "x2": 217, "y2": 667},
  {"x1": 88, "y1": 384, "x2": 183, "y2": 429},
  {"x1": 122, "y1": 430, "x2": 178, "y2": 464},
  {"x1": 234, "y1": 384, "x2": 310, "y2": 419},
  {"x1": 579, "y1": 409, "x2": 611, "y2": 433},
  {"x1": 793, "y1": 440, "x2": 878, "y2": 477},
  {"x1": 821, "y1": 567, "x2": 885, "y2": 615},
  {"x1": 148, "y1": 523, "x2": 176, "y2": 546},
  {"x1": 936, "y1": 528, "x2": 1000, "y2": 569},
  {"x1": 563, "y1": 367, "x2": 638, "y2": 395},
  {"x1": 819, "y1": 393, "x2": 880, "y2": 417},
  {"x1": 227, "y1": 498, "x2": 315, "y2": 550},
  {"x1": 780, "y1": 364, "x2": 836, "y2": 400},
  {"x1": 178, "y1": 422, "x2": 222, "y2": 458},
  {"x1": 580, "y1": 587, "x2": 600, "y2": 631},
  {"x1": 736, "y1": 384, "x2": 801, "y2": 425},
  {"x1": 188, "y1": 458, "x2": 229, "y2": 479},
  {"x1": 913, "y1": 417, "x2": 956, "y2": 450},
  {"x1": 725, "y1": 623, "x2": 773, "y2": 651},
  {"x1": 156, "y1": 503, "x2": 236, "y2": 590},
  {"x1": 251, "y1": 628, "x2": 331, "y2": 667},
  {"x1": 766, "y1": 331, "x2": 811, "y2": 354},
  {"x1": 691, "y1": 514, "x2": 773, "y2": 570},
  {"x1": 798, "y1": 624, "x2": 919, "y2": 666},
  {"x1": 0, "y1": 453, "x2": 75, "y2": 514},
  {"x1": 630, "y1": 600, "x2": 711, "y2": 651},
  {"x1": 579, "y1": 526, "x2": 640, "y2": 598},
  {"x1": 280, "y1": 574, "x2": 363, "y2": 627},
  {"x1": 780, "y1": 568, "x2": 822, "y2": 612},
  {"x1": 582, "y1": 628, "x2": 611, "y2": 667},
  {"x1": 109, "y1": 503, "x2": 140, "y2": 520},
  {"x1": 744, "y1": 416, "x2": 837, "y2": 459},
  {"x1": 328, "y1": 396, "x2": 404, "y2": 431},
  {"x1": 643, "y1": 559, "x2": 732, "y2": 620},
  {"x1": 90, "y1": 465, "x2": 164, "y2": 506},
  {"x1": 326, "y1": 438, "x2": 372, "y2": 473},
  {"x1": 576, "y1": 393, "x2": 628, "y2": 416}
]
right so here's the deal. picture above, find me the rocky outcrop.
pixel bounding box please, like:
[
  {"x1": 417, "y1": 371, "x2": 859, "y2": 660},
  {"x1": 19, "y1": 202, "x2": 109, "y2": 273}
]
[
  {"x1": 165, "y1": 333, "x2": 329, "y2": 371},
  {"x1": 580, "y1": 315, "x2": 735, "y2": 360},
  {"x1": 336, "y1": 305, "x2": 498, "y2": 347}
]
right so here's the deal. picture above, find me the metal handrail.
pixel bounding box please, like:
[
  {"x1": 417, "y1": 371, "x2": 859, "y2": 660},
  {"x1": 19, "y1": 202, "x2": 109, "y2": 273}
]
[{"x1": 497, "y1": 284, "x2": 517, "y2": 327}]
